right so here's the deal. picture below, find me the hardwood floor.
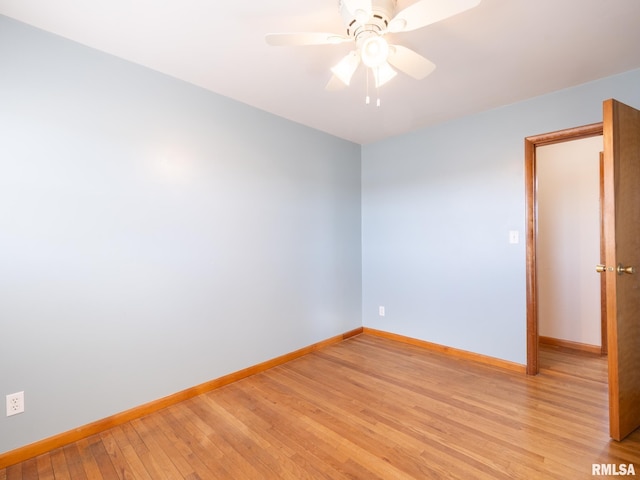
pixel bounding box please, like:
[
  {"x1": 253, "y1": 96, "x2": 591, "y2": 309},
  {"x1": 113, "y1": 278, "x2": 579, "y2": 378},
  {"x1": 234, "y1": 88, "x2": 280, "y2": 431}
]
[{"x1": 2, "y1": 334, "x2": 639, "y2": 479}]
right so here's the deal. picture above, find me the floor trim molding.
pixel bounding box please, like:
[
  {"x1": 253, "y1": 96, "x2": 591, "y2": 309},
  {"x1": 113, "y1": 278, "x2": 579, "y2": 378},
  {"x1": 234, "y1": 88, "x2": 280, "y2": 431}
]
[
  {"x1": 364, "y1": 328, "x2": 526, "y2": 373},
  {"x1": 539, "y1": 335, "x2": 603, "y2": 355},
  {"x1": 0, "y1": 327, "x2": 363, "y2": 469}
]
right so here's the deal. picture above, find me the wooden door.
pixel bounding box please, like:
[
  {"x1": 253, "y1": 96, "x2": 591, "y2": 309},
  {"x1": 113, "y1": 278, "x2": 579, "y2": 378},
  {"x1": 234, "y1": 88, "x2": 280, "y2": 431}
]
[{"x1": 602, "y1": 99, "x2": 640, "y2": 441}]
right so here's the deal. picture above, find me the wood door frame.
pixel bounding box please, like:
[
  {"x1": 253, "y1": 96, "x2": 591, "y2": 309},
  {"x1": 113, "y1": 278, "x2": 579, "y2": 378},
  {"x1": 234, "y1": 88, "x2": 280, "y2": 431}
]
[
  {"x1": 599, "y1": 154, "x2": 608, "y2": 356},
  {"x1": 525, "y1": 122, "x2": 604, "y2": 375}
]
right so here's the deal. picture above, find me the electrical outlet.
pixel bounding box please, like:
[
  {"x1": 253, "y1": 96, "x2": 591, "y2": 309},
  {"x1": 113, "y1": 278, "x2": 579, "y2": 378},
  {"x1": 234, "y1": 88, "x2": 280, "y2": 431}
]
[{"x1": 6, "y1": 391, "x2": 24, "y2": 416}]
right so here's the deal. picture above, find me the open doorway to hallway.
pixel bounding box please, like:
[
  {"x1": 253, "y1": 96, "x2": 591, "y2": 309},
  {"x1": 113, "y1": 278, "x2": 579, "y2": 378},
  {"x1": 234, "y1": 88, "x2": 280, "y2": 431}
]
[
  {"x1": 536, "y1": 135, "x2": 604, "y2": 369},
  {"x1": 524, "y1": 123, "x2": 604, "y2": 375}
]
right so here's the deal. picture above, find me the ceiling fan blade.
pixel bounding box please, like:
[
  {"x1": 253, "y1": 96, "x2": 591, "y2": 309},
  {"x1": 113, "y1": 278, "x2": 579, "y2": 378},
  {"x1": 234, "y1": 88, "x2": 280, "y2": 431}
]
[
  {"x1": 388, "y1": 0, "x2": 481, "y2": 33},
  {"x1": 330, "y1": 50, "x2": 361, "y2": 86},
  {"x1": 265, "y1": 32, "x2": 351, "y2": 46},
  {"x1": 387, "y1": 45, "x2": 436, "y2": 79},
  {"x1": 342, "y1": 0, "x2": 374, "y2": 24}
]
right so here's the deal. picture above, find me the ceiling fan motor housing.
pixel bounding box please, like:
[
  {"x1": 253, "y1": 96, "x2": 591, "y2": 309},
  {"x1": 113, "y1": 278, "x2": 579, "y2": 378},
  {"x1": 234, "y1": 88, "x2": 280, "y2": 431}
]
[{"x1": 339, "y1": 0, "x2": 397, "y2": 38}]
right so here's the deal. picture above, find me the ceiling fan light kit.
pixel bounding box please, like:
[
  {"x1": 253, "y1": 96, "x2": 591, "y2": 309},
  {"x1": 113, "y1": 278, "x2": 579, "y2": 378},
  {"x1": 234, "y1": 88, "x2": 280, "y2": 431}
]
[
  {"x1": 266, "y1": 0, "x2": 481, "y2": 100},
  {"x1": 372, "y1": 61, "x2": 397, "y2": 88},
  {"x1": 331, "y1": 50, "x2": 361, "y2": 85},
  {"x1": 360, "y1": 35, "x2": 389, "y2": 68}
]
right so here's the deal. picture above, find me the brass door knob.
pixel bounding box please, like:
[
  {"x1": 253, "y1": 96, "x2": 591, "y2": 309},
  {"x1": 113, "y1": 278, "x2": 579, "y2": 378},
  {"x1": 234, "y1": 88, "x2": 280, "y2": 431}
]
[
  {"x1": 596, "y1": 264, "x2": 607, "y2": 273},
  {"x1": 617, "y1": 264, "x2": 636, "y2": 275}
]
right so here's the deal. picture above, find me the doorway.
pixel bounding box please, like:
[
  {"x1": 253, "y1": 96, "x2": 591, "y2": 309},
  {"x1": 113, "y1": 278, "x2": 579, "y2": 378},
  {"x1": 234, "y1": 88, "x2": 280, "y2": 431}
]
[
  {"x1": 525, "y1": 123, "x2": 604, "y2": 375},
  {"x1": 536, "y1": 135, "x2": 603, "y2": 356}
]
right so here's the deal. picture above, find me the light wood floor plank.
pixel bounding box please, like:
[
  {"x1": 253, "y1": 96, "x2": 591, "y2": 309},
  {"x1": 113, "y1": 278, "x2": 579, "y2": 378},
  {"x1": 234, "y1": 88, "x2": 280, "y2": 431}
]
[
  {"x1": 61, "y1": 443, "x2": 88, "y2": 480},
  {"x1": 87, "y1": 436, "x2": 119, "y2": 479},
  {"x1": 130, "y1": 417, "x2": 183, "y2": 479},
  {"x1": 100, "y1": 429, "x2": 141, "y2": 480},
  {"x1": 73, "y1": 437, "x2": 103, "y2": 479},
  {"x1": 260, "y1": 366, "x2": 496, "y2": 479},
  {"x1": 119, "y1": 421, "x2": 165, "y2": 480},
  {"x1": 18, "y1": 459, "x2": 37, "y2": 480},
  {"x1": 2, "y1": 334, "x2": 640, "y2": 479},
  {"x1": 187, "y1": 396, "x2": 271, "y2": 479},
  {"x1": 213, "y1": 384, "x2": 349, "y2": 480},
  {"x1": 49, "y1": 446, "x2": 72, "y2": 480},
  {"x1": 142, "y1": 411, "x2": 209, "y2": 480},
  {"x1": 4, "y1": 463, "x2": 20, "y2": 480},
  {"x1": 109, "y1": 426, "x2": 154, "y2": 480},
  {"x1": 277, "y1": 346, "x2": 555, "y2": 479},
  {"x1": 163, "y1": 402, "x2": 234, "y2": 478},
  {"x1": 34, "y1": 454, "x2": 54, "y2": 480},
  {"x1": 244, "y1": 377, "x2": 386, "y2": 479},
  {"x1": 212, "y1": 389, "x2": 336, "y2": 480}
]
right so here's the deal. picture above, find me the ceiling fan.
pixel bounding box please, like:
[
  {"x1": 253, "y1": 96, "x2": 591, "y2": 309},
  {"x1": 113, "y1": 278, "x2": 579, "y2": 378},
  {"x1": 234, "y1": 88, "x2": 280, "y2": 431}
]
[{"x1": 265, "y1": 0, "x2": 481, "y2": 91}]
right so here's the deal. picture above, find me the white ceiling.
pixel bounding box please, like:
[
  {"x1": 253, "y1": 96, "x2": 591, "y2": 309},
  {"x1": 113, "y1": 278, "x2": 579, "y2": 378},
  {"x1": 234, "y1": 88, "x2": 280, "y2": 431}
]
[{"x1": 2, "y1": 0, "x2": 640, "y2": 144}]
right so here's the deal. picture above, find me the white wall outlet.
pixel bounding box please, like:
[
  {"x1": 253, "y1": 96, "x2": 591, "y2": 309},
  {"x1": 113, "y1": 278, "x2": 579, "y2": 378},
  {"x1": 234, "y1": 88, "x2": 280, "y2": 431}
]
[
  {"x1": 379, "y1": 306, "x2": 385, "y2": 317},
  {"x1": 6, "y1": 391, "x2": 25, "y2": 416}
]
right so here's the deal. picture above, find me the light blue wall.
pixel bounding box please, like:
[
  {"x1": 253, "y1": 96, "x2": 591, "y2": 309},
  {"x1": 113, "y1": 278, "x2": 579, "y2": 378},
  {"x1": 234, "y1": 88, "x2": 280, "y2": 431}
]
[
  {"x1": 0, "y1": 16, "x2": 361, "y2": 454},
  {"x1": 362, "y1": 68, "x2": 640, "y2": 364}
]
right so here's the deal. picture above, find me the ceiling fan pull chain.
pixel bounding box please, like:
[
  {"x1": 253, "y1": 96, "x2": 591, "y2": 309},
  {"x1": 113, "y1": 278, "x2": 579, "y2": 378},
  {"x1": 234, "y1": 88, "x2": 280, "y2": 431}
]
[{"x1": 365, "y1": 67, "x2": 370, "y2": 104}]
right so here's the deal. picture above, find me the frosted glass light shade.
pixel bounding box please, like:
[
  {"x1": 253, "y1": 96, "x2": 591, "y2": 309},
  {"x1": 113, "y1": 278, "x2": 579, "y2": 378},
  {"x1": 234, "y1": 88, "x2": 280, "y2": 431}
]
[
  {"x1": 330, "y1": 51, "x2": 361, "y2": 86},
  {"x1": 372, "y1": 62, "x2": 397, "y2": 88},
  {"x1": 361, "y1": 36, "x2": 389, "y2": 68}
]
